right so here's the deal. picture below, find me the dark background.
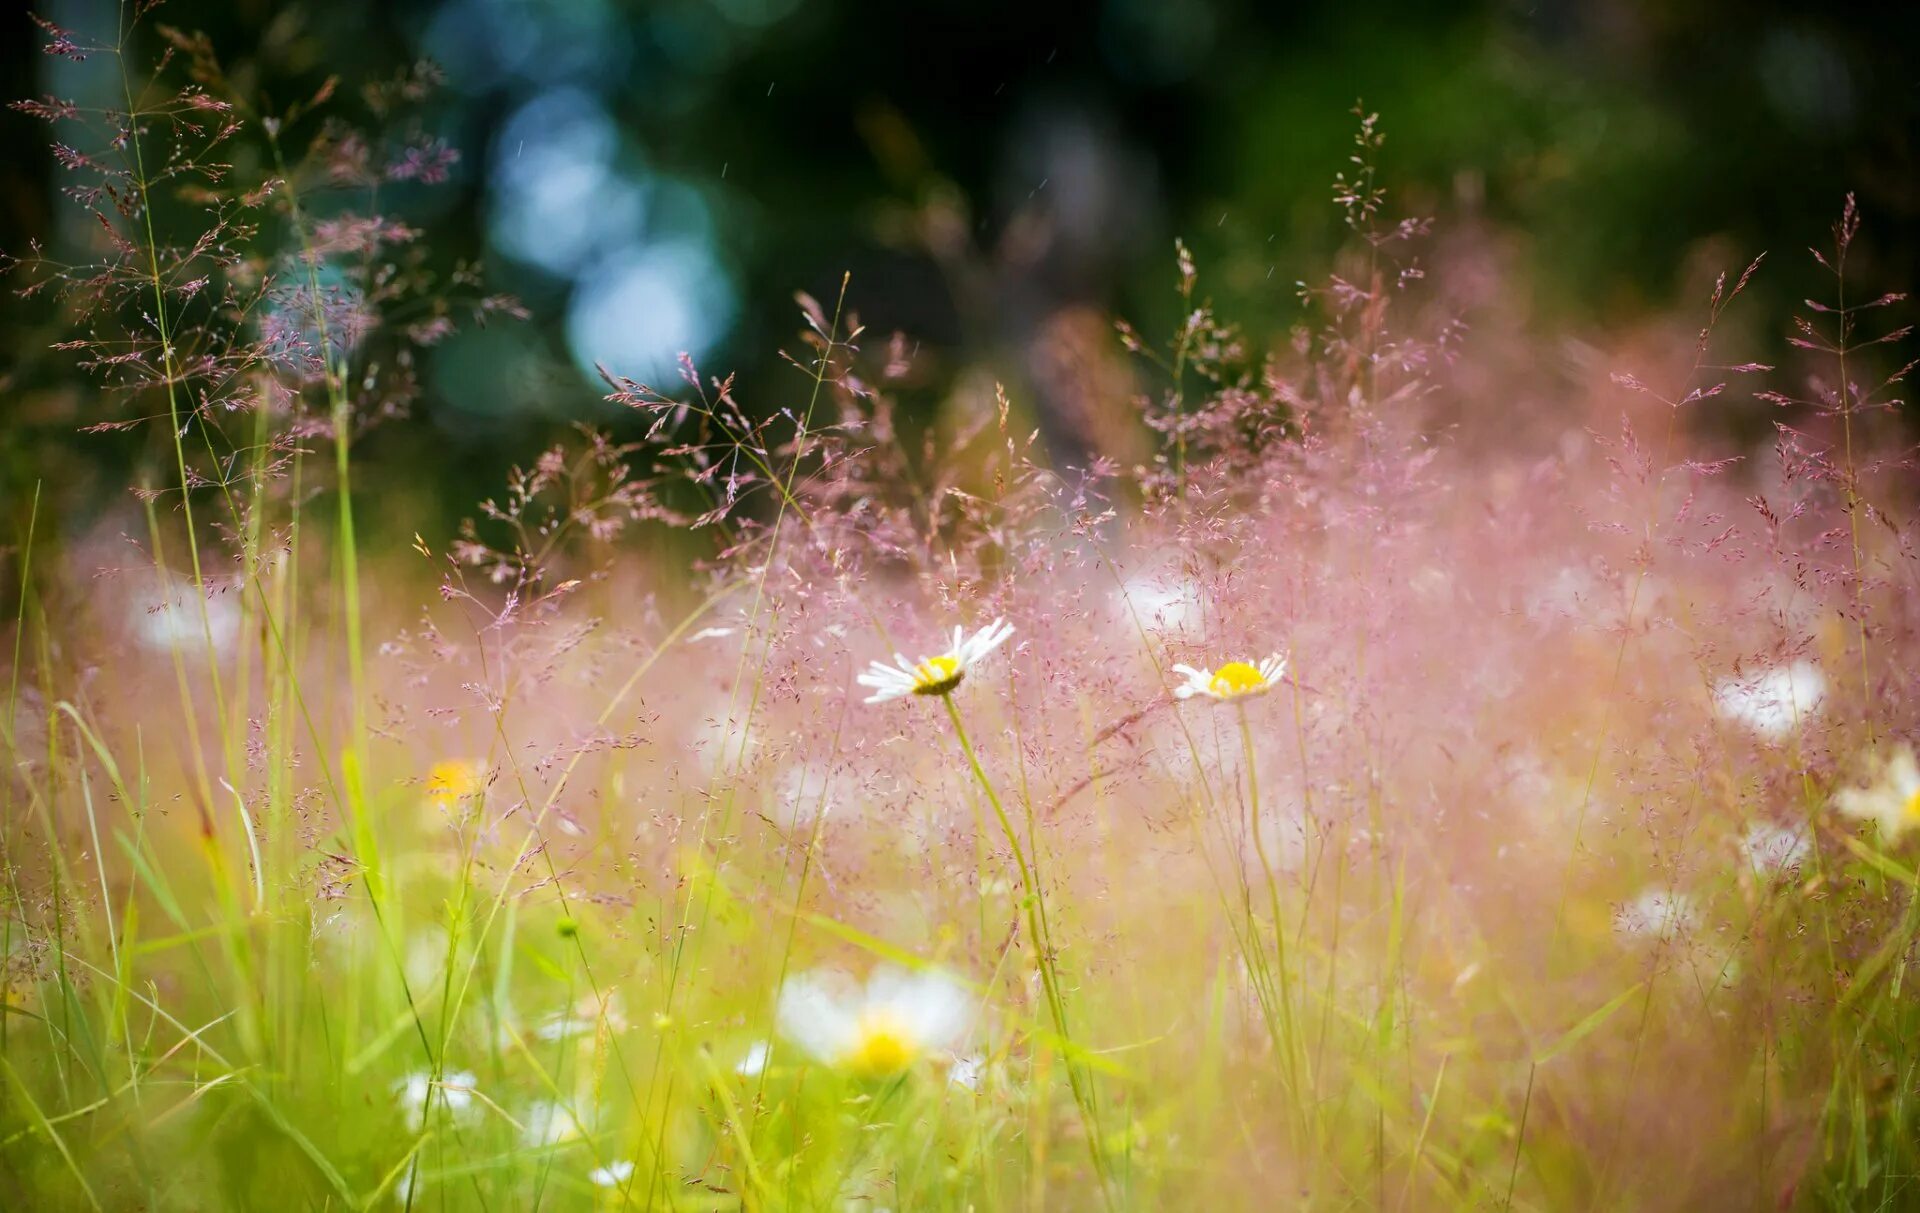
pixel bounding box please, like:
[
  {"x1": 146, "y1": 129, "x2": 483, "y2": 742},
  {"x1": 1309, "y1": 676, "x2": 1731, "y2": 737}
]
[{"x1": 3, "y1": 0, "x2": 1916, "y2": 537}]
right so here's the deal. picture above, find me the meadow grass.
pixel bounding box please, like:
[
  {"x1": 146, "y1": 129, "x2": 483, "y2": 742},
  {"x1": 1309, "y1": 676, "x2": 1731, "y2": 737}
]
[{"x1": 5, "y1": 11, "x2": 1920, "y2": 1212}]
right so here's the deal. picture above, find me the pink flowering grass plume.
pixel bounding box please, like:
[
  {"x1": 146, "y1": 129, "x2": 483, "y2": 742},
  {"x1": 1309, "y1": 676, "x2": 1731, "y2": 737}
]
[{"x1": 9, "y1": 39, "x2": 1920, "y2": 1212}]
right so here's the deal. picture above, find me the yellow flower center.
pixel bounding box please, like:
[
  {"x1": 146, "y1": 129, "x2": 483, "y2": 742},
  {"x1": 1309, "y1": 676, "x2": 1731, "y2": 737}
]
[
  {"x1": 1208, "y1": 661, "x2": 1267, "y2": 697},
  {"x1": 1904, "y1": 788, "x2": 1920, "y2": 825},
  {"x1": 911, "y1": 654, "x2": 964, "y2": 696},
  {"x1": 844, "y1": 1011, "x2": 919, "y2": 1076},
  {"x1": 425, "y1": 760, "x2": 482, "y2": 803}
]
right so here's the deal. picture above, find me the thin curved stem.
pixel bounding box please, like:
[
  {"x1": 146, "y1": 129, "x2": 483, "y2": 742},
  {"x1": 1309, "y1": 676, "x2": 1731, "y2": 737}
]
[{"x1": 943, "y1": 694, "x2": 1112, "y2": 1197}]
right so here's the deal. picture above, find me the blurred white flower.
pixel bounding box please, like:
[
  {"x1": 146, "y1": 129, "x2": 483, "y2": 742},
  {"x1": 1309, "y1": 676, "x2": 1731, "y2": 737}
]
[
  {"x1": 522, "y1": 1098, "x2": 587, "y2": 1147},
  {"x1": 1245, "y1": 803, "x2": 1310, "y2": 874},
  {"x1": 1833, "y1": 746, "x2": 1920, "y2": 843},
  {"x1": 1613, "y1": 888, "x2": 1697, "y2": 941},
  {"x1": 588, "y1": 1160, "x2": 634, "y2": 1187},
  {"x1": 404, "y1": 928, "x2": 452, "y2": 990},
  {"x1": 1172, "y1": 654, "x2": 1286, "y2": 703},
  {"x1": 394, "y1": 1069, "x2": 478, "y2": 1120},
  {"x1": 1112, "y1": 573, "x2": 1203, "y2": 637},
  {"x1": 1713, "y1": 661, "x2": 1825, "y2": 740},
  {"x1": 690, "y1": 707, "x2": 760, "y2": 773},
  {"x1": 534, "y1": 990, "x2": 627, "y2": 1042},
  {"x1": 133, "y1": 576, "x2": 239, "y2": 655},
  {"x1": 736, "y1": 1040, "x2": 771, "y2": 1077},
  {"x1": 776, "y1": 966, "x2": 972, "y2": 1077},
  {"x1": 1739, "y1": 821, "x2": 1810, "y2": 876},
  {"x1": 947, "y1": 1053, "x2": 985, "y2": 1091},
  {"x1": 774, "y1": 761, "x2": 855, "y2": 831},
  {"x1": 857, "y1": 620, "x2": 1014, "y2": 704}
]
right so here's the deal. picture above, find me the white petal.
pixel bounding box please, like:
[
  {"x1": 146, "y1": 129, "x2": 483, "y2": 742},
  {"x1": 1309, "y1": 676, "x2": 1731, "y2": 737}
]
[
  {"x1": 948, "y1": 1054, "x2": 985, "y2": 1091},
  {"x1": 589, "y1": 1160, "x2": 635, "y2": 1187},
  {"x1": 736, "y1": 1040, "x2": 771, "y2": 1077},
  {"x1": 873, "y1": 968, "x2": 968, "y2": 1052},
  {"x1": 776, "y1": 971, "x2": 860, "y2": 1062},
  {"x1": 1893, "y1": 749, "x2": 1920, "y2": 798}
]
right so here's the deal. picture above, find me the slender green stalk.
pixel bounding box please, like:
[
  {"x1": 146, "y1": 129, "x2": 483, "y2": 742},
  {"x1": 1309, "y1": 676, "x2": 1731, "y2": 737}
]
[
  {"x1": 1239, "y1": 702, "x2": 1302, "y2": 1104},
  {"x1": 1, "y1": 482, "x2": 41, "y2": 1058},
  {"x1": 943, "y1": 694, "x2": 1112, "y2": 1196}
]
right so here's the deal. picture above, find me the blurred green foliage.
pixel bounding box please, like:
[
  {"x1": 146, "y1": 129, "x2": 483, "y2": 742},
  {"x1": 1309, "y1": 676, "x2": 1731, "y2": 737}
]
[{"x1": 2, "y1": 0, "x2": 1915, "y2": 540}]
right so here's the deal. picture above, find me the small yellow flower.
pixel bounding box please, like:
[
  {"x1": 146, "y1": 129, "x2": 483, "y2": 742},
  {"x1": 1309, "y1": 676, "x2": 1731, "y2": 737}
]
[
  {"x1": 424, "y1": 759, "x2": 484, "y2": 805},
  {"x1": 1171, "y1": 654, "x2": 1287, "y2": 702},
  {"x1": 1833, "y1": 746, "x2": 1920, "y2": 843},
  {"x1": 857, "y1": 620, "x2": 1014, "y2": 704}
]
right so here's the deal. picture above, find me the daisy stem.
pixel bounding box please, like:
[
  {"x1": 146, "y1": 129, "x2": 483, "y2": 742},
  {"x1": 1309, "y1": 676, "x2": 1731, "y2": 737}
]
[
  {"x1": 1239, "y1": 703, "x2": 1303, "y2": 1108},
  {"x1": 942, "y1": 695, "x2": 1112, "y2": 1194}
]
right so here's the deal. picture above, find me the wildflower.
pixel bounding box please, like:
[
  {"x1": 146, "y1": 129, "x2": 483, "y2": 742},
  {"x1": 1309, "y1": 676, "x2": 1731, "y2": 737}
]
[
  {"x1": 1112, "y1": 573, "x2": 1203, "y2": 636},
  {"x1": 775, "y1": 966, "x2": 971, "y2": 1078},
  {"x1": 522, "y1": 1099, "x2": 587, "y2": 1147},
  {"x1": 856, "y1": 620, "x2": 1014, "y2": 704},
  {"x1": 690, "y1": 703, "x2": 760, "y2": 772},
  {"x1": 774, "y1": 761, "x2": 852, "y2": 830},
  {"x1": 1171, "y1": 654, "x2": 1287, "y2": 702},
  {"x1": 736, "y1": 1040, "x2": 771, "y2": 1077},
  {"x1": 947, "y1": 1053, "x2": 985, "y2": 1091},
  {"x1": 588, "y1": 1160, "x2": 634, "y2": 1187},
  {"x1": 394, "y1": 1069, "x2": 478, "y2": 1119},
  {"x1": 1833, "y1": 746, "x2": 1920, "y2": 843},
  {"x1": 424, "y1": 759, "x2": 484, "y2": 806},
  {"x1": 535, "y1": 989, "x2": 628, "y2": 1042},
  {"x1": 132, "y1": 576, "x2": 239, "y2": 655},
  {"x1": 1612, "y1": 888, "x2": 1697, "y2": 941},
  {"x1": 1739, "y1": 821, "x2": 1810, "y2": 876},
  {"x1": 1712, "y1": 661, "x2": 1825, "y2": 740}
]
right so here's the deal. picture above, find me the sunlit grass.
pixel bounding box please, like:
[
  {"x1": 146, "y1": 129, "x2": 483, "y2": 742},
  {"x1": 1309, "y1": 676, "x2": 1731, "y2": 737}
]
[{"x1": 5, "y1": 13, "x2": 1920, "y2": 1210}]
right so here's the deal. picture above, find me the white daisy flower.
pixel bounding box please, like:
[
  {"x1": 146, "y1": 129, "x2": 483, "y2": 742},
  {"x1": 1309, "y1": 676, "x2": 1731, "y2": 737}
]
[
  {"x1": 588, "y1": 1160, "x2": 634, "y2": 1187},
  {"x1": 1834, "y1": 746, "x2": 1920, "y2": 843},
  {"x1": 1613, "y1": 888, "x2": 1697, "y2": 942},
  {"x1": 775, "y1": 966, "x2": 972, "y2": 1078},
  {"x1": 1171, "y1": 654, "x2": 1287, "y2": 702},
  {"x1": 394, "y1": 1068, "x2": 479, "y2": 1119},
  {"x1": 1739, "y1": 821, "x2": 1810, "y2": 877},
  {"x1": 736, "y1": 1040, "x2": 771, "y2": 1077},
  {"x1": 1712, "y1": 661, "x2": 1825, "y2": 740},
  {"x1": 856, "y1": 619, "x2": 1014, "y2": 704}
]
